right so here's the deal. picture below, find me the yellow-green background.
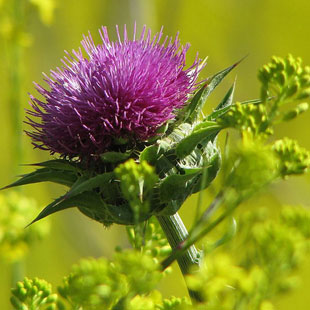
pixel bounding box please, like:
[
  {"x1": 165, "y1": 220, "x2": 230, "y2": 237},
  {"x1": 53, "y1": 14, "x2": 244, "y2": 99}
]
[{"x1": 1, "y1": 0, "x2": 310, "y2": 309}]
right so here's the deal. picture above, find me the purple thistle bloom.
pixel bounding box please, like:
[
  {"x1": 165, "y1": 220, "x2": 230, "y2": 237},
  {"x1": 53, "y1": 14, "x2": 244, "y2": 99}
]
[{"x1": 27, "y1": 25, "x2": 203, "y2": 158}]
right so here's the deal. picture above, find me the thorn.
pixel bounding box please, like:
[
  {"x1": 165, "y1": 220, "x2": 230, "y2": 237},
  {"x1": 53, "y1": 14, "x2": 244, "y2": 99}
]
[
  {"x1": 0, "y1": 184, "x2": 11, "y2": 191},
  {"x1": 20, "y1": 162, "x2": 43, "y2": 167},
  {"x1": 232, "y1": 54, "x2": 249, "y2": 68},
  {"x1": 24, "y1": 221, "x2": 34, "y2": 229}
]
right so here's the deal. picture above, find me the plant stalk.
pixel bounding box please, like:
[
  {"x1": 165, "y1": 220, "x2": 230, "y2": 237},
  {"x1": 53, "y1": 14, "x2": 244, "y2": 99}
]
[{"x1": 156, "y1": 213, "x2": 202, "y2": 301}]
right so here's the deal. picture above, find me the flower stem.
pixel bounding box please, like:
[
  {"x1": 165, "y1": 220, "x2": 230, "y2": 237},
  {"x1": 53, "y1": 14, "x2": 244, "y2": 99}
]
[{"x1": 156, "y1": 213, "x2": 202, "y2": 301}]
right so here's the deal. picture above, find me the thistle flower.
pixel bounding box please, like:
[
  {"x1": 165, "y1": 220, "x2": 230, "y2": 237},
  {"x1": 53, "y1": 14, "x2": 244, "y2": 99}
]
[
  {"x1": 5, "y1": 25, "x2": 238, "y2": 226},
  {"x1": 27, "y1": 24, "x2": 202, "y2": 158}
]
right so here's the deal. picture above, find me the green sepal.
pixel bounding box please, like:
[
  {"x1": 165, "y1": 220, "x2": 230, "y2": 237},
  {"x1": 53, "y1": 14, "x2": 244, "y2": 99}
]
[
  {"x1": 100, "y1": 151, "x2": 131, "y2": 164},
  {"x1": 176, "y1": 123, "x2": 222, "y2": 159},
  {"x1": 1, "y1": 168, "x2": 77, "y2": 190},
  {"x1": 181, "y1": 60, "x2": 242, "y2": 124}
]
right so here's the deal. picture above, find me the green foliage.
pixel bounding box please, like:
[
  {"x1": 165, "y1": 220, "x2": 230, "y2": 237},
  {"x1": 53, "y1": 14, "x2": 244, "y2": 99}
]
[
  {"x1": 11, "y1": 203, "x2": 310, "y2": 310},
  {"x1": 179, "y1": 59, "x2": 238, "y2": 124},
  {"x1": 239, "y1": 206, "x2": 310, "y2": 299},
  {"x1": 214, "y1": 55, "x2": 310, "y2": 197},
  {"x1": 115, "y1": 159, "x2": 158, "y2": 223},
  {"x1": 126, "y1": 217, "x2": 171, "y2": 259},
  {"x1": 0, "y1": 191, "x2": 49, "y2": 262},
  {"x1": 114, "y1": 250, "x2": 162, "y2": 295},
  {"x1": 218, "y1": 55, "x2": 310, "y2": 144},
  {"x1": 157, "y1": 297, "x2": 191, "y2": 310},
  {"x1": 223, "y1": 142, "x2": 278, "y2": 197},
  {"x1": 258, "y1": 54, "x2": 310, "y2": 103},
  {"x1": 282, "y1": 102, "x2": 309, "y2": 121},
  {"x1": 54, "y1": 250, "x2": 162, "y2": 310},
  {"x1": 5, "y1": 53, "x2": 310, "y2": 309},
  {"x1": 185, "y1": 206, "x2": 310, "y2": 310},
  {"x1": 11, "y1": 277, "x2": 58, "y2": 310},
  {"x1": 58, "y1": 257, "x2": 127, "y2": 309},
  {"x1": 161, "y1": 54, "x2": 310, "y2": 283},
  {"x1": 218, "y1": 102, "x2": 272, "y2": 138},
  {"x1": 272, "y1": 138, "x2": 310, "y2": 177},
  {"x1": 280, "y1": 205, "x2": 310, "y2": 238}
]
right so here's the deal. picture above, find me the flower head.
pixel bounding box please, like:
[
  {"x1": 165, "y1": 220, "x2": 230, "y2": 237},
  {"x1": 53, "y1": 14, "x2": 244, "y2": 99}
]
[{"x1": 27, "y1": 24, "x2": 202, "y2": 158}]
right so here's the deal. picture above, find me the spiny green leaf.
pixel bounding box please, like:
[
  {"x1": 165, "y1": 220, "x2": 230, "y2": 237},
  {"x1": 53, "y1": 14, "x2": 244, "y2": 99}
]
[
  {"x1": 207, "y1": 81, "x2": 236, "y2": 121},
  {"x1": 27, "y1": 195, "x2": 74, "y2": 226},
  {"x1": 105, "y1": 202, "x2": 139, "y2": 225},
  {"x1": 156, "y1": 153, "x2": 177, "y2": 178},
  {"x1": 29, "y1": 191, "x2": 108, "y2": 226},
  {"x1": 1, "y1": 168, "x2": 77, "y2": 190},
  {"x1": 191, "y1": 155, "x2": 221, "y2": 194},
  {"x1": 158, "y1": 200, "x2": 183, "y2": 216},
  {"x1": 23, "y1": 159, "x2": 81, "y2": 172},
  {"x1": 206, "y1": 105, "x2": 232, "y2": 122},
  {"x1": 181, "y1": 82, "x2": 208, "y2": 123},
  {"x1": 215, "y1": 80, "x2": 236, "y2": 110},
  {"x1": 65, "y1": 172, "x2": 115, "y2": 199},
  {"x1": 193, "y1": 120, "x2": 218, "y2": 132},
  {"x1": 176, "y1": 124, "x2": 222, "y2": 159},
  {"x1": 182, "y1": 59, "x2": 243, "y2": 124},
  {"x1": 207, "y1": 96, "x2": 266, "y2": 123}
]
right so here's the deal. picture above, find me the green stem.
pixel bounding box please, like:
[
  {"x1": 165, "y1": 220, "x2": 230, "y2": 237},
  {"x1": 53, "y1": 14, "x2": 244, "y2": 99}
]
[
  {"x1": 156, "y1": 213, "x2": 202, "y2": 301},
  {"x1": 161, "y1": 195, "x2": 241, "y2": 271},
  {"x1": 157, "y1": 213, "x2": 199, "y2": 274}
]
